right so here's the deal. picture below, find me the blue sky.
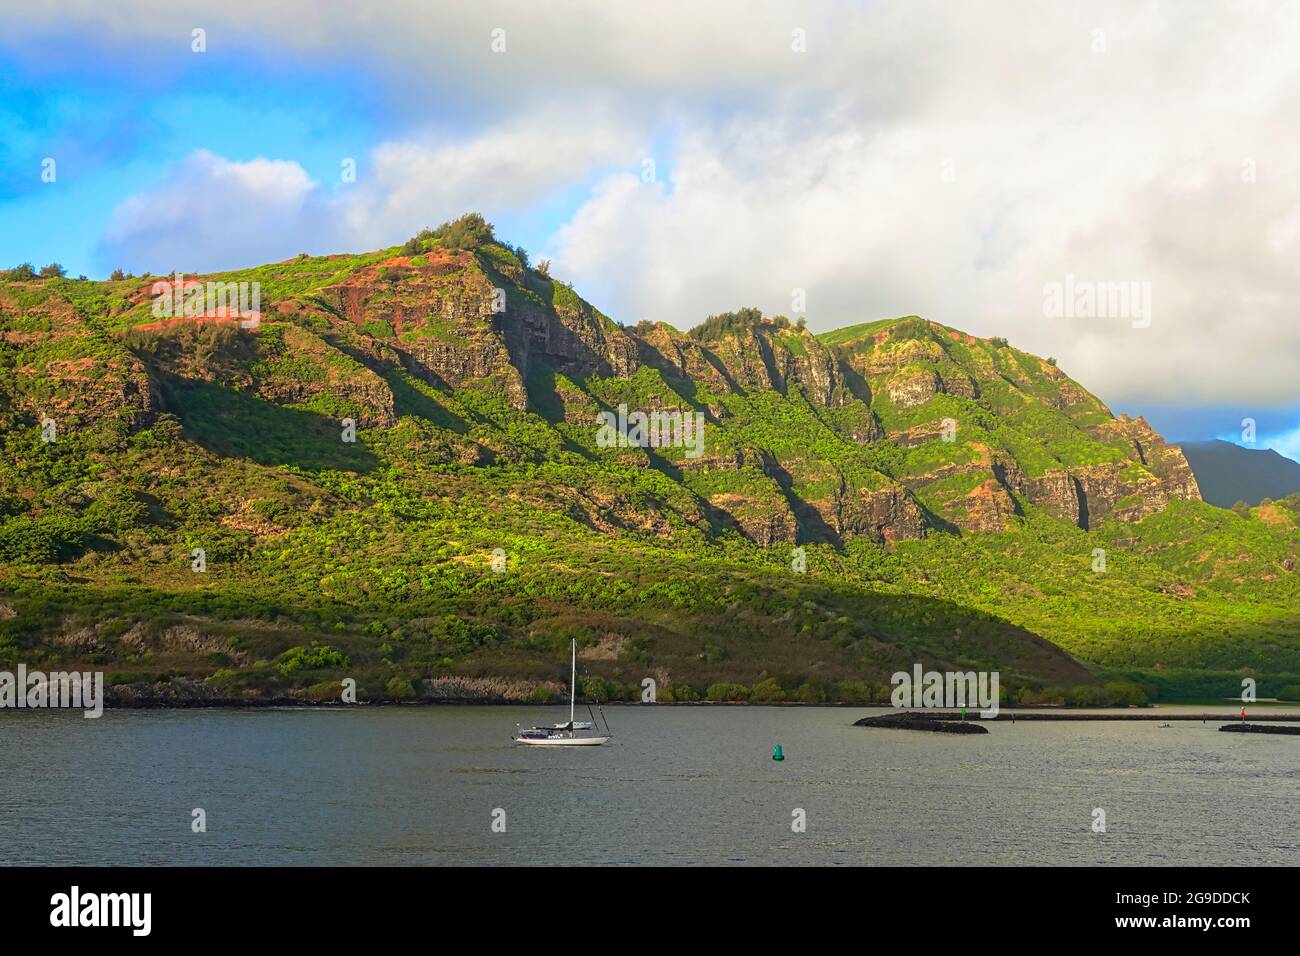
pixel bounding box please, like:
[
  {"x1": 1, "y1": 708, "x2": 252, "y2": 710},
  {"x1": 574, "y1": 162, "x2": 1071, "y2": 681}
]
[
  {"x1": 1115, "y1": 402, "x2": 1300, "y2": 461},
  {"x1": 0, "y1": 40, "x2": 389, "y2": 274},
  {"x1": 2, "y1": 2, "x2": 1297, "y2": 460}
]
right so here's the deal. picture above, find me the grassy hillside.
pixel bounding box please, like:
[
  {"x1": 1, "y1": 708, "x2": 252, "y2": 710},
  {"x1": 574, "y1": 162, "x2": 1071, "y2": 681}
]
[{"x1": 1, "y1": 216, "x2": 1296, "y2": 705}]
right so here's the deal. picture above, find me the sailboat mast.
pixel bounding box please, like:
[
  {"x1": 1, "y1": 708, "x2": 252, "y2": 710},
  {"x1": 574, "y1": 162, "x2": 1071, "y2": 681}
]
[{"x1": 570, "y1": 638, "x2": 576, "y2": 724}]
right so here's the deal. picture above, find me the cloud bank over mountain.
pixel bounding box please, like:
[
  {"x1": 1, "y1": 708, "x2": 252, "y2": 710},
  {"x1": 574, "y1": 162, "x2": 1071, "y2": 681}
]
[{"x1": 4, "y1": 0, "x2": 1300, "y2": 410}]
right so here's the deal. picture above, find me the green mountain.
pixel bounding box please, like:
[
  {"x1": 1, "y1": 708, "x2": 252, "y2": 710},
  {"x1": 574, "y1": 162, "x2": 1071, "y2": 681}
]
[{"x1": 2, "y1": 216, "x2": 1298, "y2": 706}]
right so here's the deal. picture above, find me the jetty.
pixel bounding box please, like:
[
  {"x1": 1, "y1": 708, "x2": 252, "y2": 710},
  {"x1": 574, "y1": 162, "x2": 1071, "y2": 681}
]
[
  {"x1": 853, "y1": 712, "x2": 988, "y2": 734},
  {"x1": 859, "y1": 710, "x2": 1300, "y2": 722},
  {"x1": 1219, "y1": 723, "x2": 1300, "y2": 735}
]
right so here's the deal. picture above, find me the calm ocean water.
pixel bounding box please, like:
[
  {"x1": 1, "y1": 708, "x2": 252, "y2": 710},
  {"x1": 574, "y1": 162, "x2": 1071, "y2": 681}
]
[{"x1": 2, "y1": 705, "x2": 1297, "y2": 866}]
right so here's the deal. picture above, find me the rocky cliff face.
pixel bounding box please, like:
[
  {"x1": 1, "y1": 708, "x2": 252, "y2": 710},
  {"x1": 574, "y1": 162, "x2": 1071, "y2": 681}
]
[
  {"x1": 978, "y1": 416, "x2": 1201, "y2": 529},
  {"x1": 633, "y1": 322, "x2": 847, "y2": 409},
  {"x1": 1016, "y1": 469, "x2": 1083, "y2": 524},
  {"x1": 0, "y1": 239, "x2": 1202, "y2": 551},
  {"x1": 316, "y1": 251, "x2": 645, "y2": 412},
  {"x1": 318, "y1": 251, "x2": 529, "y2": 408},
  {"x1": 834, "y1": 483, "x2": 927, "y2": 541},
  {"x1": 1091, "y1": 415, "x2": 1201, "y2": 501},
  {"x1": 813, "y1": 317, "x2": 1201, "y2": 533},
  {"x1": 0, "y1": 288, "x2": 156, "y2": 430},
  {"x1": 789, "y1": 337, "x2": 844, "y2": 407}
]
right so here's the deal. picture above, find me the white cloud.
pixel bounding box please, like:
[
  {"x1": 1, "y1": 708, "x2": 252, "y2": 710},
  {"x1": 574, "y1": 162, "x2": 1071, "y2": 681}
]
[
  {"x1": 341, "y1": 108, "x2": 641, "y2": 249},
  {"x1": 99, "y1": 110, "x2": 642, "y2": 272},
  {"x1": 1254, "y1": 425, "x2": 1300, "y2": 464},
  {"x1": 545, "y1": 2, "x2": 1300, "y2": 409},
  {"x1": 100, "y1": 150, "x2": 326, "y2": 272},
  {"x1": 2, "y1": 1, "x2": 861, "y2": 107},
  {"x1": 27, "y1": 0, "x2": 1300, "y2": 407}
]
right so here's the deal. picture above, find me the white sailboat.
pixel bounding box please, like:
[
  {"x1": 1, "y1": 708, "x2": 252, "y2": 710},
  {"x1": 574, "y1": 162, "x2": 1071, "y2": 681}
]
[{"x1": 513, "y1": 639, "x2": 612, "y2": 746}]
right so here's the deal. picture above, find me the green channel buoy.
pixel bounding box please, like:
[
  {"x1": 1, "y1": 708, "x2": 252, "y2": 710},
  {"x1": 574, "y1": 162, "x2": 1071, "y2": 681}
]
[{"x1": 772, "y1": 744, "x2": 784, "y2": 762}]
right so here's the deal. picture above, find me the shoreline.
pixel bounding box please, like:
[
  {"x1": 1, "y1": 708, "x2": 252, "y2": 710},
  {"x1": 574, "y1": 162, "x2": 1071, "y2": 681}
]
[
  {"x1": 3, "y1": 692, "x2": 1294, "y2": 717},
  {"x1": 896, "y1": 710, "x2": 1300, "y2": 722}
]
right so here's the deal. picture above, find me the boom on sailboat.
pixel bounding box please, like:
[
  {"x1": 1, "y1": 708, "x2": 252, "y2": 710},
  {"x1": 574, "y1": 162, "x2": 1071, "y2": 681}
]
[{"x1": 513, "y1": 639, "x2": 612, "y2": 746}]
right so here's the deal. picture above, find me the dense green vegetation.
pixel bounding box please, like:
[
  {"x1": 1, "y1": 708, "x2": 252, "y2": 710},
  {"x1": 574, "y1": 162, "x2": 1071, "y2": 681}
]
[
  {"x1": 1, "y1": 227, "x2": 1296, "y2": 706},
  {"x1": 688, "y1": 306, "x2": 802, "y2": 341}
]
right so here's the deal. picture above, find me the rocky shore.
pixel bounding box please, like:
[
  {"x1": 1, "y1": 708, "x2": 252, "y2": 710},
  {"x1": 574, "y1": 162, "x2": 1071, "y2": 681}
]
[
  {"x1": 90, "y1": 682, "x2": 1300, "y2": 716},
  {"x1": 97, "y1": 673, "x2": 578, "y2": 708}
]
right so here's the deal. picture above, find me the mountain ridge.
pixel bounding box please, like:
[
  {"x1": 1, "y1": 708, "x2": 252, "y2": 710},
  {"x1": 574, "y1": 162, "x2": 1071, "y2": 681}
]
[
  {"x1": 1177, "y1": 439, "x2": 1300, "y2": 508},
  {"x1": 1, "y1": 216, "x2": 1296, "y2": 705},
  {"x1": 3, "y1": 234, "x2": 1201, "y2": 544}
]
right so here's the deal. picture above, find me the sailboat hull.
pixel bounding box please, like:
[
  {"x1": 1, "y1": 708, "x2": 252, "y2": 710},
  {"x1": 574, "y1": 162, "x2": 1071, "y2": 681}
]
[
  {"x1": 514, "y1": 638, "x2": 611, "y2": 746},
  {"x1": 514, "y1": 735, "x2": 611, "y2": 747}
]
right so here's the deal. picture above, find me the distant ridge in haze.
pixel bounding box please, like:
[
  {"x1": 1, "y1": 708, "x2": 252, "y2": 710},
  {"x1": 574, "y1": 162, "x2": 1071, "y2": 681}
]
[{"x1": 1178, "y1": 439, "x2": 1300, "y2": 507}]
